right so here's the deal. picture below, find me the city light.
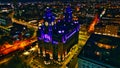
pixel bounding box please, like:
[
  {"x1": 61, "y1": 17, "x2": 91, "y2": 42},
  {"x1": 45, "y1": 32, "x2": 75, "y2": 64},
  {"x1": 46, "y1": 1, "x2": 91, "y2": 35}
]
[{"x1": 0, "y1": 1, "x2": 120, "y2": 68}]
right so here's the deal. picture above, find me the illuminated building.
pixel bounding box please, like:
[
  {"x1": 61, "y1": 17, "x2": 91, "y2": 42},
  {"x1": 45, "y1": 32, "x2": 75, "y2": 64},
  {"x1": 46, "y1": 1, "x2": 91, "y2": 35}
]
[
  {"x1": 38, "y1": 6, "x2": 80, "y2": 62},
  {"x1": 78, "y1": 34, "x2": 120, "y2": 68},
  {"x1": 104, "y1": 25, "x2": 119, "y2": 35},
  {"x1": 94, "y1": 23, "x2": 119, "y2": 37}
]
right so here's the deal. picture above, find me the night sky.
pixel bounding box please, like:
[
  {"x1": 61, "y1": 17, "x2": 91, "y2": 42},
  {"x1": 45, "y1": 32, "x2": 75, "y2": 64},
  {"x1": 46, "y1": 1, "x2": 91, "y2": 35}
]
[
  {"x1": 0, "y1": 0, "x2": 40, "y2": 2},
  {"x1": 0, "y1": 0, "x2": 115, "y2": 3},
  {"x1": 0, "y1": 0, "x2": 74, "y2": 3}
]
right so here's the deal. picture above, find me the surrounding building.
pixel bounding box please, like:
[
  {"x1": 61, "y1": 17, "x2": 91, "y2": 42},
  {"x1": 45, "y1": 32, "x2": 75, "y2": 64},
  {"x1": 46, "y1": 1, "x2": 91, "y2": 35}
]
[
  {"x1": 38, "y1": 6, "x2": 80, "y2": 62},
  {"x1": 95, "y1": 23, "x2": 119, "y2": 36},
  {"x1": 0, "y1": 16, "x2": 12, "y2": 26},
  {"x1": 78, "y1": 34, "x2": 120, "y2": 68}
]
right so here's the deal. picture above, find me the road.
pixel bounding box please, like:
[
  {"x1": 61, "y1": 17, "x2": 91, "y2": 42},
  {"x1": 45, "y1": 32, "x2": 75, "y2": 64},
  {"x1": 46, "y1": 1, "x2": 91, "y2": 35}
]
[
  {"x1": 88, "y1": 14, "x2": 99, "y2": 33},
  {"x1": 0, "y1": 12, "x2": 38, "y2": 66},
  {"x1": 12, "y1": 18, "x2": 38, "y2": 30},
  {"x1": 20, "y1": 44, "x2": 46, "y2": 68},
  {"x1": 0, "y1": 15, "x2": 38, "y2": 56},
  {"x1": 9, "y1": 11, "x2": 38, "y2": 30},
  {"x1": 0, "y1": 37, "x2": 37, "y2": 56},
  {"x1": 0, "y1": 26, "x2": 12, "y2": 32},
  {"x1": 0, "y1": 55, "x2": 13, "y2": 64}
]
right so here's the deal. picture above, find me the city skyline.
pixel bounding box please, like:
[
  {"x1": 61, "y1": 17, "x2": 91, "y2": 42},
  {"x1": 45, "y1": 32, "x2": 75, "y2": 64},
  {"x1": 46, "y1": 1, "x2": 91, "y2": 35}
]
[{"x1": 0, "y1": 1, "x2": 119, "y2": 68}]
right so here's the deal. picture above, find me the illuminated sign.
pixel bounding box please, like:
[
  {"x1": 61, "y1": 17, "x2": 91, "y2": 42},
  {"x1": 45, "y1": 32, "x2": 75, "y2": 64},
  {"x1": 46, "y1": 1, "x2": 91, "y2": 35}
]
[{"x1": 44, "y1": 34, "x2": 51, "y2": 42}]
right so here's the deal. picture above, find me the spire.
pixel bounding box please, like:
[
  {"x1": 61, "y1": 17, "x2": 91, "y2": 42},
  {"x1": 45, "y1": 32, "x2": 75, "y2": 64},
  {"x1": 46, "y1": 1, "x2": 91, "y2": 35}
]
[
  {"x1": 43, "y1": 7, "x2": 55, "y2": 23},
  {"x1": 64, "y1": 6, "x2": 72, "y2": 22}
]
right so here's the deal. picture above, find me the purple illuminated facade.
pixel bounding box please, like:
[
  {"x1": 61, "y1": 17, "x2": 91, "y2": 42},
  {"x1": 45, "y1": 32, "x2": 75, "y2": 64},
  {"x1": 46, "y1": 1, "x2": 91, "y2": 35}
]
[{"x1": 38, "y1": 6, "x2": 80, "y2": 62}]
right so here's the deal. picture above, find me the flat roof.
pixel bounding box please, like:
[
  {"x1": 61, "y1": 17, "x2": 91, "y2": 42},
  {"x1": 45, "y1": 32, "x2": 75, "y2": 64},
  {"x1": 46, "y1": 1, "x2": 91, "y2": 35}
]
[{"x1": 78, "y1": 34, "x2": 120, "y2": 67}]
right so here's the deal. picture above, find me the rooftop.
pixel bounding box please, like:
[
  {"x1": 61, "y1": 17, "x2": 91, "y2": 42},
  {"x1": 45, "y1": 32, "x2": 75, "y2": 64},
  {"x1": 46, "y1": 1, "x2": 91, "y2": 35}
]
[{"x1": 78, "y1": 34, "x2": 120, "y2": 67}]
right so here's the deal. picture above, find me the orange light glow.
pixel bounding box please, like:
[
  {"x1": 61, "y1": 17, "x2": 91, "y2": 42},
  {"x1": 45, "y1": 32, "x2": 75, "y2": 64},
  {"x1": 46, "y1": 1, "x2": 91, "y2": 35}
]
[
  {"x1": 0, "y1": 38, "x2": 36, "y2": 55},
  {"x1": 39, "y1": 19, "x2": 44, "y2": 24},
  {"x1": 58, "y1": 53, "x2": 60, "y2": 59},
  {"x1": 73, "y1": 17, "x2": 78, "y2": 21},
  {"x1": 97, "y1": 43, "x2": 116, "y2": 49},
  {"x1": 88, "y1": 14, "x2": 99, "y2": 33},
  {"x1": 76, "y1": 6, "x2": 80, "y2": 11}
]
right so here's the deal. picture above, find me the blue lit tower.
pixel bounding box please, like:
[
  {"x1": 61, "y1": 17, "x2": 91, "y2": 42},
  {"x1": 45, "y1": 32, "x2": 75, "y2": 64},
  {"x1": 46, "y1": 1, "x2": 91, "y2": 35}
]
[
  {"x1": 38, "y1": 6, "x2": 80, "y2": 62},
  {"x1": 39, "y1": 7, "x2": 55, "y2": 42},
  {"x1": 64, "y1": 6, "x2": 72, "y2": 22},
  {"x1": 38, "y1": 7, "x2": 55, "y2": 60}
]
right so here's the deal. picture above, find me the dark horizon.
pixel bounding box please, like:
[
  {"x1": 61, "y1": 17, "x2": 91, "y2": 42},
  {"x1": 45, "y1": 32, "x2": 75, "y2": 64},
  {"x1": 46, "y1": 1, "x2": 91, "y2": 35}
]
[
  {"x1": 0, "y1": 0, "x2": 75, "y2": 3},
  {"x1": 0, "y1": 0, "x2": 118, "y2": 3}
]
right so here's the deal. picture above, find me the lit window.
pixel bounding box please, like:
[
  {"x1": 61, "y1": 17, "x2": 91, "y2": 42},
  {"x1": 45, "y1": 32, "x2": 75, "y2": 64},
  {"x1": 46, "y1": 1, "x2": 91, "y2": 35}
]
[
  {"x1": 51, "y1": 22, "x2": 54, "y2": 26},
  {"x1": 45, "y1": 22, "x2": 48, "y2": 26}
]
